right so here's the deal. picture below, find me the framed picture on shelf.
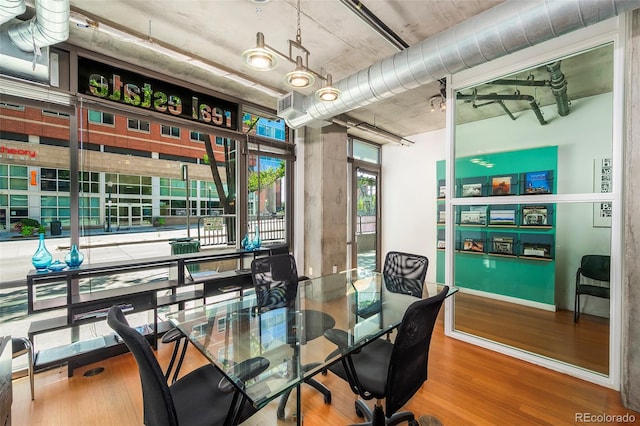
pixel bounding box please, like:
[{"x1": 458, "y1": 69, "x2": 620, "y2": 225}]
[
  {"x1": 490, "y1": 174, "x2": 517, "y2": 196},
  {"x1": 489, "y1": 209, "x2": 516, "y2": 225},
  {"x1": 491, "y1": 236, "x2": 514, "y2": 255},
  {"x1": 521, "y1": 205, "x2": 548, "y2": 226},
  {"x1": 459, "y1": 205, "x2": 487, "y2": 225},
  {"x1": 461, "y1": 183, "x2": 483, "y2": 197},
  {"x1": 522, "y1": 170, "x2": 553, "y2": 194},
  {"x1": 462, "y1": 238, "x2": 484, "y2": 253},
  {"x1": 522, "y1": 242, "x2": 552, "y2": 258}
]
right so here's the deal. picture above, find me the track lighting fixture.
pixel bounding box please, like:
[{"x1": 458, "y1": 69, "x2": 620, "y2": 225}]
[{"x1": 242, "y1": 0, "x2": 339, "y2": 101}]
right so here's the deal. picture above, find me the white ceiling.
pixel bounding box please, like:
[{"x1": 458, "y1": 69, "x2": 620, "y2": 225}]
[{"x1": 19, "y1": 0, "x2": 614, "y2": 144}]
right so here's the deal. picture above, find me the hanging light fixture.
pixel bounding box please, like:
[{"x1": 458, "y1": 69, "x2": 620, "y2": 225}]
[
  {"x1": 241, "y1": 0, "x2": 339, "y2": 101},
  {"x1": 284, "y1": 56, "x2": 315, "y2": 88},
  {"x1": 242, "y1": 32, "x2": 278, "y2": 71},
  {"x1": 315, "y1": 73, "x2": 340, "y2": 101}
]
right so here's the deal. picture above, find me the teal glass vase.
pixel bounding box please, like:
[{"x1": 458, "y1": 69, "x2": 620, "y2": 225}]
[
  {"x1": 241, "y1": 233, "x2": 253, "y2": 251},
  {"x1": 64, "y1": 244, "x2": 85, "y2": 268},
  {"x1": 31, "y1": 233, "x2": 53, "y2": 271},
  {"x1": 253, "y1": 226, "x2": 262, "y2": 249}
]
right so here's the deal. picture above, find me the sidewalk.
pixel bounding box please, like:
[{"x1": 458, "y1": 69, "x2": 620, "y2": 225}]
[{"x1": 0, "y1": 226, "x2": 195, "y2": 284}]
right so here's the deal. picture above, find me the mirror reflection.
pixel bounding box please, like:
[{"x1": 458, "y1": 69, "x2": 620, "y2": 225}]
[{"x1": 450, "y1": 44, "x2": 613, "y2": 375}]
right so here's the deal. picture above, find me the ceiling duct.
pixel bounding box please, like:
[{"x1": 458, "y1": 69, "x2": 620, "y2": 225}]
[
  {"x1": 280, "y1": 0, "x2": 640, "y2": 129},
  {"x1": 0, "y1": 0, "x2": 25, "y2": 25},
  {"x1": 8, "y1": 0, "x2": 69, "y2": 52}
]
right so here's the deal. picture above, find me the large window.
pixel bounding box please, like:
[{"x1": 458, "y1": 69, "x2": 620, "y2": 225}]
[{"x1": 127, "y1": 118, "x2": 150, "y2": 132}]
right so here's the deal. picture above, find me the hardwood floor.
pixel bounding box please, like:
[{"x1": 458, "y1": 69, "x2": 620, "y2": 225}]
[
  {"x1": 454, "y1": 292, "x2": 610, "y2": 374},
  {"x1": 11, "y1": 314, "x2": 638, "y2": 426}
]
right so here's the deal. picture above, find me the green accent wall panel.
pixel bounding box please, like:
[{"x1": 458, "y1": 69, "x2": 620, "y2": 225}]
[{"x1": 435, "y1": 146, "x2": 557, "y2": 306}]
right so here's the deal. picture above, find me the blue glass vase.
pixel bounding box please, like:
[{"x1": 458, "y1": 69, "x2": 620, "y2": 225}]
[
  {"x1": 242, "y1": 233, "x2": 254, "y2": 251},
  {"x1": 253, "y1": 226, "x2": 262, "y2": 249},
  {"x1": 32, "y1": 233, "x2": 53, "y2": 271},
  {"x1": 64, "y1": 244, "x2": 85, "y2": 268}
]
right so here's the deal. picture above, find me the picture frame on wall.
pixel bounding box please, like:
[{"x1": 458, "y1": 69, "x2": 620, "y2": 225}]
[
  {"x1": 459, "y1": 177, "x2": 486, "y2": 197},
  {"x1": 463, "y1": 238, "x2": 484, "y2": 253},
  {"x1": 459, "y1": 205, "x2": 487, "y2": 225},
  {"x1": 490, "y1": 174, "x2": 517, "y2": 196},
  {"x1": 488, "y1": 208, "x2": 516, "y2": 225},
  {"x1": 521, "y1": 205, "x2": 549, "y2": 226},
  {"x1": 522, "y1": 242, "x2": 552, "y2": 258},
  {"x1": 491, "y1": 235, "x2": 514, "y2": 255},
  {"x1": 521, "y1": 170, "x2": 553, "y2": 194},
  {"x1": 462, "y1": 182, "x2": 483, "y2": 197}
]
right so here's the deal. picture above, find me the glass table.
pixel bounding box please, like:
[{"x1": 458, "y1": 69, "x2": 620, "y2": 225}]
[{"x1": 167, "y1": 269, "x2": 455, "y2": 425}]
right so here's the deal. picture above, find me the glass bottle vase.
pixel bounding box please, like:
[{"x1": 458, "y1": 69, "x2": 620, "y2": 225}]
[
  {"x1": 253, "y1": 226, "x2": 262, "y2": 249},
  {"x1": 64, "y1": 244, "x2": 85, "y2": 268},
  {"x1": 31, "y1": 233, "x2": 53, "y2": 271}
]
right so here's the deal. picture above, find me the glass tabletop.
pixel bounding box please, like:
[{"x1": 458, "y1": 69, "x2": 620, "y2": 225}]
[{"x1": 167, "y1": 269, "x2": 455, "y2": 409}]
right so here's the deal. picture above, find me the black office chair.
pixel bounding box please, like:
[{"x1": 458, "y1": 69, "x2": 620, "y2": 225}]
[
  {"x1": 107, "y1": 306, "x2": 268, "y2": 426},
  {"x1": 325, "y1": 286, "x2": 448, "y2": 426},
  {"x1": 161, "y1": 327, "x2": 188, "y2": 384},
  {"x1": 382, "y1": 251, "x2": 429, "y2": 298},
  {"x1": 12, "y1": 337, "x2": 35, "y2": 401},
  {"x1": 251, "y1": 253, "x2": 334, "y2": 419},
  {"x1": 574, "y1": 255, "x2": 611, "y2": 322}
]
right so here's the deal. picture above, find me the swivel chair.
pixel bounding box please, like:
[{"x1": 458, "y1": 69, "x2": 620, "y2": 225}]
[
  {"x1": 325, "y1": 286, "x2": 448, "y2": 425},
  {"x1": 251, "y1": 254, "x2": 334, "y2": 419},
  {"x1": 107, "y1": 306, "x2": 268, "y2": 426},
  {"x1": 382, "y1": 251, "x2": 429, "y2": 298},
  {"x1": 574, "y1": 255, "x2": 610, "y2": 322}
]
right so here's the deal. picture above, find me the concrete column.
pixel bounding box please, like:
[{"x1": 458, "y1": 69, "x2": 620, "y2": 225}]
[
  {"x1": 622, "y1": 9, "x2": 640, "y2": 412},
  {"x1": 303, "y1": 124, "x2": 348, "y2": 277}
]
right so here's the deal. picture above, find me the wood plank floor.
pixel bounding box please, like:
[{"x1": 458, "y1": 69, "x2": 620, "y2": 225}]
[{"x1": 11, "y1": 313, "x2": 639, "y2": 426}]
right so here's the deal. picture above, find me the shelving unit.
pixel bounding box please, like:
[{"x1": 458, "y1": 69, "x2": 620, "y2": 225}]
[
  {"x1": 436, "y1": 147, "x2": 558, "y2": 308},
  {"x1": 25, "y1": 247, "x2": 272, "y2": 376}
]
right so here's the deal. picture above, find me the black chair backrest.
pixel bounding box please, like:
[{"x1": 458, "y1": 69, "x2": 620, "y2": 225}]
[
  {"x1": 579, "y1": 255, "x2": 611, "y2": 282},
  {"x1": 268, "y1": 243, "x2": 290, "y2": 256},
  {"x1": 107, "y1": 306, "x2": 178, "y2": 426},
  {"x1": 383, "y1": 252, "x2": 429, "y2": 297},
  {"x1": 251, "y1": 253, "x2": 299, "y2": 312},
  {"x1": 385, "y1": 286, "x2": 448, "y2": 416}
]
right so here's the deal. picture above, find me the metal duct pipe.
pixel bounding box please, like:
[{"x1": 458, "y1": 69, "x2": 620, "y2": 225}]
[
  {"x1": 8, "y1": 0, "x2": 69, "y2": 52},
  {"x1": 457, "y1": 92, "x2": 547, "y2": 125},
  {"x1": 0, "y1": 0, "x2": 25, "y2": 26},
  {"x1": 546, "y1": 61, "x2": 570, "y2": 116},
  {"x1": 285, "y1": 0, "x2": 640, "y2": 129}
]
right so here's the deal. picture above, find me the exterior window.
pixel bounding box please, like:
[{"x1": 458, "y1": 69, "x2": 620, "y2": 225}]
[
  {"x1": 42, "y1": 110, "x2": 69, "y2": 118},
  {"x1": 215, "y1": 137, "x2": 224, "y2": 146},
  {"x1": 0, "y1": 103, "x2": 25, "y2": 111},
  {"x1": 190, "y1": 131, "x2": 207, "y2": 142},
  {"x1": 127, "y1": 118, "x2": 150, "y2": 132},
  {"x1": 88, "y1": 110, "x2": 114, "y2": 125},
  {"x1": 161, "y1": 125, "x2": 180, "y2": 138},
  {"x1": 8, "y1": 165, "x2": 28, "y2": 190}
]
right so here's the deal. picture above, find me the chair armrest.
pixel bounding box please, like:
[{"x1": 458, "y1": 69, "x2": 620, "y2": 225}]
[{"x1": 217, "y1": 356, "x2": 270, "y2": 393}]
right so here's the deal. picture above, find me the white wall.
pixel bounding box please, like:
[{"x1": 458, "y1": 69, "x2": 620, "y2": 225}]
[
  {"x1": 382, "y1": 92, "x2": 613, "y2": 314},
  {"x1": 381, "y1": 127, "x2": 445, "y2": 284}
]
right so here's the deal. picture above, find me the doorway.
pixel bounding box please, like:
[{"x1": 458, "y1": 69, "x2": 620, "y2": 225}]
[{"x1": 352, "y1": 167, "x2": 380, "y2": 271}]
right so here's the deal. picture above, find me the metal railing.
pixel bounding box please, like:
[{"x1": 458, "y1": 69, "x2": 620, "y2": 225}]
[
  {"x1": 196, "y1": 214, "x2": 286, "y2": 247},
  {"x1": 356, "y1": 214, "x2": 377, "y2": 234}
]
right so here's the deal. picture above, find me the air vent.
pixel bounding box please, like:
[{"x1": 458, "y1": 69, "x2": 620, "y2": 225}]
[
  {"x1": 277, "y1": 91, "x2": 306, "y2": 121},
  {"x1": 0, "y1": 20, "x2": 50, "y2": 84}
]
